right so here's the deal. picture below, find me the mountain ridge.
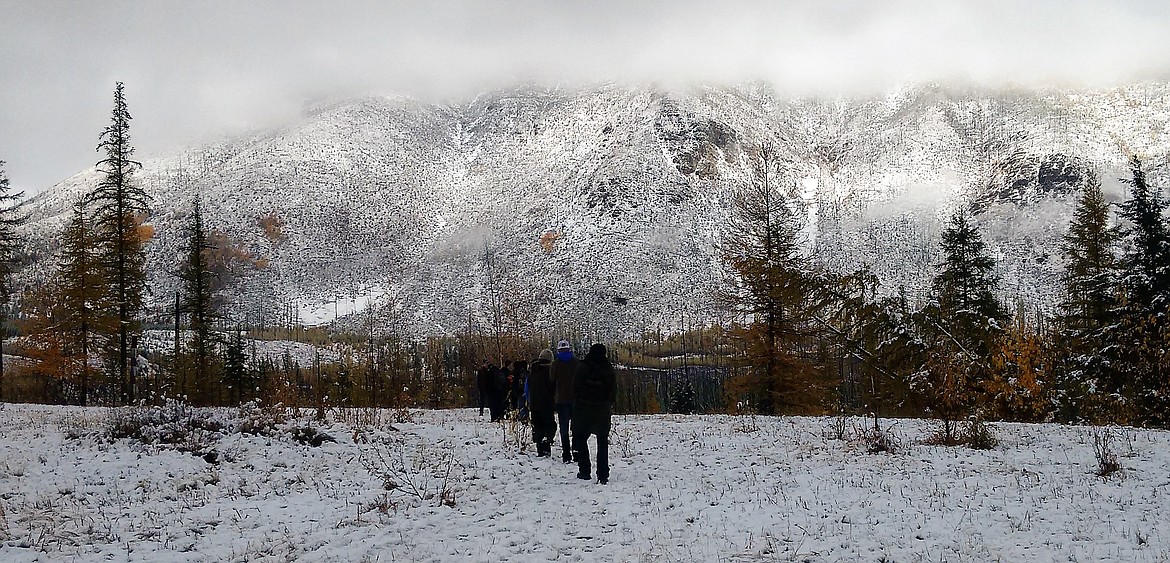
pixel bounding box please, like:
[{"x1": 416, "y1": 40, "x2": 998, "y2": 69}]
[{"x1": 19, "y1": 81, "x2": 1170, "y2": 339}]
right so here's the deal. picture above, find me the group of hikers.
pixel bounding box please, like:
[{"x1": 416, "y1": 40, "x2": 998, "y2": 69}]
[{"x1": 476, "y1": 340, "x2": 616, "y2": 484}]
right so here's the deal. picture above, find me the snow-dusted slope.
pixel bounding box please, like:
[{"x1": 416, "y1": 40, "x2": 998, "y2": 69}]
[{"x1": 21, "y1": 83, "x2": 1170, "y2": 336}]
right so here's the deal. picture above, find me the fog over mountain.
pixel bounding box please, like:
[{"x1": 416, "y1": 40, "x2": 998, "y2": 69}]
[
  {"x1": 18, "y1": 81, "x2": 1170, "y2": 338},
  {"x1": 5, "y1": 1, "x2": 1170, "y2": 195}
]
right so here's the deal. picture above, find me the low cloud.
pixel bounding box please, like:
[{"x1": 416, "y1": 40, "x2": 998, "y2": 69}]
[{"x1": 4, "y1": 0, "x2": 1170, "y2": 193}]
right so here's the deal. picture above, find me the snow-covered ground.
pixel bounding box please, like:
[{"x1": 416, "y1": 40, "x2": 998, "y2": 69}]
[{"x1": 0, "y1": 404, "x2": 1167, "y2": 562}]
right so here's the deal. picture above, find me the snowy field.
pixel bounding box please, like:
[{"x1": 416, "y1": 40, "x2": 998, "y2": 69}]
[{"x1": 0, "y1": 404, "x2": 1167, "y2": 562}]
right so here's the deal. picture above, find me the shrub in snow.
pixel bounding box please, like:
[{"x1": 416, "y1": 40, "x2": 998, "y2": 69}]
[
  {"x1": 105, "y1": 399, "x2": 224, "y2": 455},
  {"x1": 233, "y1": 400, "x2": 286, "y2": 437},
  {"x1": 862, "y1": 418, "x2": 902, "y2": 454},
  {"x1": 392, "y1": 404, "x2": 416, "y2": 424},
  {"x1": 824, "y1": 411, "x2": 851, "y2": 441},
  {"x1": 360, "y1": 434, "x2": 459, "y2": 508},
  {"x1": 288, "y1": 425, "x2": 337, "y2": 447},
  {"x1": 961, "y1": 417, "x2": 999, "y2": 450},
  {"x1": 1091, "y1": 427, "x2": 1123, "y2": 478}
]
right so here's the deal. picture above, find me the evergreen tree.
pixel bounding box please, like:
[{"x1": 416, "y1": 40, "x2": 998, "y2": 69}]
[
  {"x1": 179, "y1": 196, "x2": 220, "y2": 405},
  {"x1": 89, "y1": 82, "x2": 149, "y2": 403},
  {"x1": 928, "y1": 208, "x2": 1008, "y2": 357},
  {"x1": 221, "y1": 326, "x2": 250, "y2": 405},
  {"x1": 1054, "y1": 173, "x2": 1119, "y2": 422},
  {"x1": 1116, "y1": 157, "x2": 1170, "y2": 307},
  {"x1": 0, "y1": 161, "x2": 26, "y2": 400},
  {"x1": 58, "y1": 200, "x2": 110, "y2": 405},
  {"x1": 721, "y1": 144, "x2": 827, "y2": 414},
  {"x1": 1113, "y1": 156, "x2": 1170, "y2": 425},
  {"x1": 918, "y1": 208, "x2": 1007, "y2": 438}
]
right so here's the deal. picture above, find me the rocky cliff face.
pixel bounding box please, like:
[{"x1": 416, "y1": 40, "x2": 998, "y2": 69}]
[{"x1": 21, "y1": 82, "x2": 1170, "y2": 338}]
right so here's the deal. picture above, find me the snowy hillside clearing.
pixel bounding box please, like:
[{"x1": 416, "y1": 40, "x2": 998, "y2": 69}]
[{"x1": 0, "y1": 404, "x2": 1166, "y2": 562}]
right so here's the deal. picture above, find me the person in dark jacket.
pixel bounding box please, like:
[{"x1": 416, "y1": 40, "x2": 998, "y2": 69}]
[
  {"x1": 513, "y1": 360, "x2": 529, "y2": 423},
  {"x1": 487, "y1": 362, "x2": 508, "y2": 422},
  {"x1": 572, "y1": 343, "x2": 616, "y2": 484},
  {"x1": 550, "y1": 339, "x2": 578, "y2": 463},
  {"x1": 527, "y1": 349, "x2": 556, "y2": 456},
  {"x1": 476, "y1": 363, "x2": 493, "y2": 417}
]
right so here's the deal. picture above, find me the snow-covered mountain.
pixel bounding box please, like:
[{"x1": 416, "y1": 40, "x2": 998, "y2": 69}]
[{"x1": 21, "y1": 82, "x2": 1170, "y2": 337}]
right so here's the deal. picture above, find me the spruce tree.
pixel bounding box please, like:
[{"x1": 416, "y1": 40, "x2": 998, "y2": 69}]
[
  {"x1": 0, "y1": 161, "x2": 26, "y2": 400},
  {"x1": 1116, "y1": 157, "x2": 1170, "y2": 305},
  {"x1": 222, "y1": 326, "x2": 250, "y2": 406},
  {"x1": 179, "y1": 196, "x2": 220, "y2": 405},
  {"x1": 928, "y1": 208, "x2": 1008, "y2": 358},
  {"x1": 1113, "y1": 156, "x2": 1170, "y2": 425},
  {"x1": 1054, "y1": 173, "x2": 1118, "y2": 421},
  {"x1": 89, "y1": 82, "x2": 149, "y2": 403},
  {"x1": 919, "y1": 208, "x2": 1007, "y2": 439}
]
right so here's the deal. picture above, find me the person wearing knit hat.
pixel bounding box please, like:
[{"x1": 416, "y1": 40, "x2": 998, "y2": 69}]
[
  {"x1": 528, "y1": 349, "x2": 557, "y2": 457},
  {"x1": 572, "y1": 343, "x2": 616, "y2": 484},
  {"x1": 551, "y1": 339, "x2": 578, "y2": 463}
]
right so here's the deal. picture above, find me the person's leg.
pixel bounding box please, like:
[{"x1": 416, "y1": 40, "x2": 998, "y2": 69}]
[
  {"x1": 574, "y1": 423, "x2": 592, "y2": 479},
  {"x1": 535, "y1": 409, "x2": 549, "y2": 455},
  {"x1": 596, "y1": 430, "x2": 609, "y2": 484},
  {"x1": 556, "y1": 403, "x2": 573, "y2": 462},
  {"x1": 542, "y1": 410, "x2": 556, "y2": 455}
]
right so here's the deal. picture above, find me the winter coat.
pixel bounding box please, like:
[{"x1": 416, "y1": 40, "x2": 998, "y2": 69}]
[
  {"x1": 527, "y1": 358, "x2": 555, "y2": 412},
  {"x1": 477, "y1": 366, "x2": 493, "y2": 393},
  {"x1": 573, "y1": 347, "x2": 616, "y2": 426},
  {"x1": 551, "y1": 354, "x2": 578, "y2": 405}
]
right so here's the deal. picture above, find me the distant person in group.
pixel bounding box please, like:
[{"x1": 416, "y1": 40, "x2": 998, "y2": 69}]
[
  {"x1": 489, "y1": 362, "x2": 508, "y2": 422},
  {"x1": 513, "y1": 359, "x2": 529, "y2": 423},
  {"x1": 551, "y1": 339, "x2": 578, "y2": 463},
  {"x1": 527, "y1": 349, "x2": 556, "y2": 456},
  {"x1": 572, "y1": 343, "x2": 616, "y2": 484},
  {"x1": 476, "y1": 363, "x2": 493, "y2": 417}
]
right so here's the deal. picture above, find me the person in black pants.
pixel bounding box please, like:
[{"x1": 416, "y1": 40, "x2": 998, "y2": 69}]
[
  {"x1": 572, "y1": 343, "x2": 616, "y2": 484},
  {"x1": 476, "y1": 363, "x2": 493, "y2": 417},
  {"x1": 551, "y1": 340, "x2": 578, "y2": 462},
  {"x1": 527, "y1": 350, "x2": 556, "y2": 456}
]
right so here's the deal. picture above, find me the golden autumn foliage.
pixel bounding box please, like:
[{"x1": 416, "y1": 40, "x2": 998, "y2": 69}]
[
  {"x1": 257, "y1": 213, "x2": 285, "y2": 242},
  {"x1": 986, "y1": 317, "x2": 1052, "y2": 422},
  {"x1": 207, "y1": 229, "x2": 264, "y2": 274},
  {"x1": 539, "y1": 230, "x2": 560, "y2": 253}
]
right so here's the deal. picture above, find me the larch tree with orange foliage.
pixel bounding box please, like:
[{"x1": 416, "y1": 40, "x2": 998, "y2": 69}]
[
  {"x1": 988, "y1": 310, "x2": 1053, "y2": 422},
  {"x1": 720, "y1": 144, "x2": 828, "y2": 415}
]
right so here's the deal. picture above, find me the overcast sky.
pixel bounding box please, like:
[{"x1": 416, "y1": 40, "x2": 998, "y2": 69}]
[{"x1": 3, "y1": 0, "x2": 1170, "y2": 195}]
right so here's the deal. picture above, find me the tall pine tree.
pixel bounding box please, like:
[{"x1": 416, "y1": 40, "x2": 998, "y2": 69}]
[
  {"x1": 1054, "y1": 172, "x2": 1119, "y2": 422},
  {"x1": 89, "y1": 82, "x2": 149, "y2": 404},
  {"x1": 918, "y1": 208, "x2": 1007, "y2": 439},
  {"x1": 0, "y1": 161, "x2": 26, "y2": 400},
  {"x1": 928, "y1": 208, "x2": 1008, "y2": 358},
  {"x1": 58, "y1": 200, "x2": 110, "y2": 405},
  {"x1": 1113, "y1": 156, "x2": 1170, "y2": 425},
  {"x1": 179, "y1": 196, "x2": 220, "y2": 405}
]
